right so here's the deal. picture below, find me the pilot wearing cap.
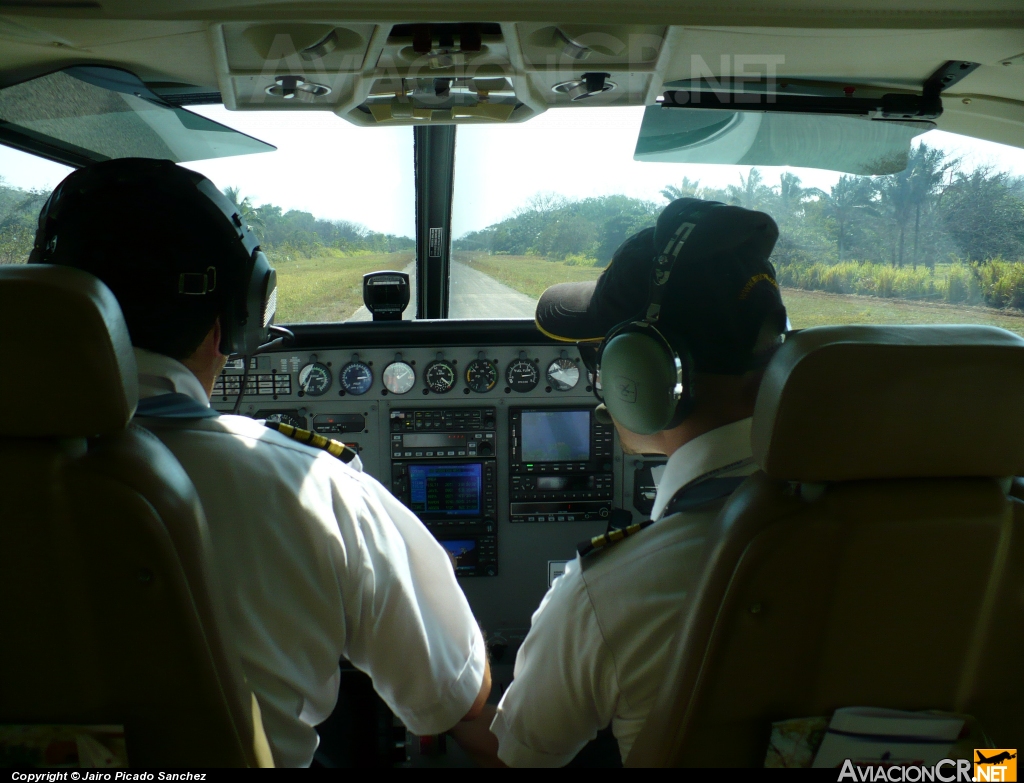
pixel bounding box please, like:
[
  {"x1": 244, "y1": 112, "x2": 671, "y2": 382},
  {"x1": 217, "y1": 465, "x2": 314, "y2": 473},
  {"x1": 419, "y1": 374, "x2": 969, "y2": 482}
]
[
  {"x1": 451, "y1": 198, "x2": 787, "y2": 767},
  {"x1": 30, "y1": 158, "x2": 491, "y2": 767}
]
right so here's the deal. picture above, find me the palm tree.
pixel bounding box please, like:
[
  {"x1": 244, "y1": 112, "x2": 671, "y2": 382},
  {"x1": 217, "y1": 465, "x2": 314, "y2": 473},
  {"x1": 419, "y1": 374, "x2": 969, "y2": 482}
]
[
  {"x1": 726, "y1": 168, "x2": 769, "y2": 210},
  {"x1": 907, "y1": 145, "x2": 957, "y2": 268},
  {"x1": 660, "y1": 176, "x2": 703, "y2": 202},
  {"x1": 812, "y1": 175, "x2": 876, "y2": 261},
  {"x1": 875, "y1": 144, "x2": 955, "y2": 267},
  {"x1": 776, "y1": 172, "x2": 811, "y2": 217},
  {"x1": 223, "y1": 186, "x2": 266, "y2": 241}
]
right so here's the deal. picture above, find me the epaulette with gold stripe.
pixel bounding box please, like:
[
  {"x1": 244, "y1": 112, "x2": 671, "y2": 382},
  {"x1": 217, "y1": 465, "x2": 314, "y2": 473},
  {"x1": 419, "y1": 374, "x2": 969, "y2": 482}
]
[
  {"x1": 263, "y1": 421, "x2": 359, "y2": 464},
  {"x1": 577, "y1": 519, "x2": 655, "y2": 558}
]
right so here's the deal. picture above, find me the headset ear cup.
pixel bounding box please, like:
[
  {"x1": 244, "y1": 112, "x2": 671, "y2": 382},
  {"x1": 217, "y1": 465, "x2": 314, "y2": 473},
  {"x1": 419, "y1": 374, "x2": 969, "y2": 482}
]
[{"x1": 599, "y1": 328, "x2": 681, "y2": 435}]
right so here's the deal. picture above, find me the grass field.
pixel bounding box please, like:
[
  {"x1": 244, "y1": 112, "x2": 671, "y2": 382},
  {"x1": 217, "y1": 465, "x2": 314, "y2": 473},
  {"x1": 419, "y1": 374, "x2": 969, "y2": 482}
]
[
  {"x1": 782, "y1": 287, "x2": 1024, "y2": 336},
  {"x1": 459, "y1": 252, "x2": 1024, "y2": 337},
  {"x1": 274, "y1": 250, "x2": 1024, "y2": 337},
  {"x1": 273, "y1": 251, "x2": 413, "y2": 322}
]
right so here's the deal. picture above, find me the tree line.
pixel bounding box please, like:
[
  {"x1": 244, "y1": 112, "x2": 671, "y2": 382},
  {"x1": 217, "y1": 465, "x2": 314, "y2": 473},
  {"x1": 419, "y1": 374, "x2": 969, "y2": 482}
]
[
  {"x1": 0, "y1": 181, "x2": 414, "y2": 265},
  {"x1": 222, "y1": 187, "x2": 414, "y2": 259},
  {"x1": 3, "y1": 144, "x2": 1022, "y2": 291},
  {"x1": 454, "y1": 144, "x2": 1024, "y2": 272},
  {"x1": 455, "y1": 193, "x2": 662, "y2": 265},
  {"x1": 0, "y1": 183, "x2": 47, "y2": 264}
]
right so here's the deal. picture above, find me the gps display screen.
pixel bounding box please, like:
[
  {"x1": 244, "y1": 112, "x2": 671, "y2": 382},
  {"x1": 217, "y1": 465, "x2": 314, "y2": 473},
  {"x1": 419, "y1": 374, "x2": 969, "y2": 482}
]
[
  {"x1": 438, "y1": 538, "x2": 479, "y2": 574},
  {"x1": 408, "y1": 463, "x2": 482, "y2": 517},
  {"x1": 521, "y1": 410, "x2": 591, "y2": 462}
]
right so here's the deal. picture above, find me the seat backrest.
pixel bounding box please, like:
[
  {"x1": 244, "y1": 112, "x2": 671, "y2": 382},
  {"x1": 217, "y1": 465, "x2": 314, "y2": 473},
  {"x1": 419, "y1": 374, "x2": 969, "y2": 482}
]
[
  {"x1": 0, "y1": 265, "x2": 273, "y2": 767},
  {"x1": 627, "y1": 325, "x2": 1024, "y2": 766}
]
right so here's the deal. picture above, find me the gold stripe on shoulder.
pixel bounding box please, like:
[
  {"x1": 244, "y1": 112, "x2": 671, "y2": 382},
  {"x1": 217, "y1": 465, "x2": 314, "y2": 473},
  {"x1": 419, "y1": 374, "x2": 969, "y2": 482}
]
[
  {"x1": 263, "y1": 420, "x2": 358, "y2": 464},
  {"x1": 577, "y1": 519, "x2": 656, "y2": 558}
]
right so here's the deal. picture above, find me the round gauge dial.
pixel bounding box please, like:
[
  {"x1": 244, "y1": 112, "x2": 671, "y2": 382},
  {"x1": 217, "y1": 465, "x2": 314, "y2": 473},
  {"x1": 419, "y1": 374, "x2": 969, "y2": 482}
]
[
  {"x1": 425, "y1": 359, "x2": 457, "y2": 394},
  {"x1": 506, "y1": 358, "x2": 540, "y2": 393},
  {"x1": 298, "y1": 362, "x2": 332, "y2": 396},
  {"x1": 465, "y1": 359, "x2": 498, "y2": 393},
  {"x1": 340, "y1": 361, "x2": 374, "y2": 395},
  {"x1": 546, "y1": 357, "x2": 581, "y2": 391},
  {"x1": 264, "y1": 412, "x2": 304, "y2": 429},
  {"x1": 382, "y1": 361, "x2": 416, "y2": 394}
]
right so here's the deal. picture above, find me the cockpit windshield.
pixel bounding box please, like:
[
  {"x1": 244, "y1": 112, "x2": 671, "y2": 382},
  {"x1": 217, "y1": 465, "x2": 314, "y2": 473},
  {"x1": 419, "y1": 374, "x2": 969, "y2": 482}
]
[{"x1": 3, "y1": 103, "x2": 1024, "y2": 332}]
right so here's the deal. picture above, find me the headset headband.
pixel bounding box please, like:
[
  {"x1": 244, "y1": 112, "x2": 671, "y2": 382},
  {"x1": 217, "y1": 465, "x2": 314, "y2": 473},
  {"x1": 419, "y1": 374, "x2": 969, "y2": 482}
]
[{"x1": 642, "y1": 203, "x2": 713, "y2": 326}]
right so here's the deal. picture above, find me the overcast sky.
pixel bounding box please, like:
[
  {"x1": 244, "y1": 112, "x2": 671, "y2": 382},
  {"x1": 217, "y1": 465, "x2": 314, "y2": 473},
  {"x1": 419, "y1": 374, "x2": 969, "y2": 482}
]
[{"x1": 3, "y1": 104, "x2": 1024, "y2": 239}]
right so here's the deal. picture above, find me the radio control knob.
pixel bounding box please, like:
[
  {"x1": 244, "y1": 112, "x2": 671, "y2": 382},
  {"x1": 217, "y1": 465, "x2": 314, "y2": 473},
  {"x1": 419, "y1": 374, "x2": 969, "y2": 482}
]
[
  {"x1": 599, "y1": 507, "x2": 610, "y2": 518},
  {"x1": 477, "y1": 441, "x2": 494, "y2": 457}
]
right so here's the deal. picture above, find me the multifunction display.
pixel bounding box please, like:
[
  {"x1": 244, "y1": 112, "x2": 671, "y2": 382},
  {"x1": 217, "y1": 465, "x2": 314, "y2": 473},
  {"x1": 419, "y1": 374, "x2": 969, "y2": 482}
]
[
  {"x1": 409, "y1": 463, "x2": 482, "y2": 517},
  {"x1": 509, "y1": 408, "x2": 615, "y2": 523},
  {"x1": 437, "y1": 538, "x2": 490, "y2": 577},
  {"x1": 392, "y1": 406, "x2": 498, "y2": 577},
  {"x1": 520, "y1": 410, "x2": 591, "y2": 462}
]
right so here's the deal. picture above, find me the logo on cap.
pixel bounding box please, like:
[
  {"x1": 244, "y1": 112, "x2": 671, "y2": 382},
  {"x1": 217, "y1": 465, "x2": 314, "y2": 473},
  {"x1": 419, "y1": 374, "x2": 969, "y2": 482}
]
[
  {"x1": 614, "y1": 377, "x2": 638, "y2": 404},
  {"x1": 738, "y1": 272, "x2": 779, "y2": 300}
]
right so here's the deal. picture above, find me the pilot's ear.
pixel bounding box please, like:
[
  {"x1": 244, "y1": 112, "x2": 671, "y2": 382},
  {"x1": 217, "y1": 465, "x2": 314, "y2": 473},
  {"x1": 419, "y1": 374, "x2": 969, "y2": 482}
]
[{"x1": 211, "y1": 317, "x2": 224, "y2": 358}]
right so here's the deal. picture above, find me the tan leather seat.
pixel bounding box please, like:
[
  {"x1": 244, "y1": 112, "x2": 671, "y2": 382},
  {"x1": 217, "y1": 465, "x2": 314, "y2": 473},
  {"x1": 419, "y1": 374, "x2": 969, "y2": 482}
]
[
  {"x1": 627, "y1": 324, "x2": 1024, "y2": 767},
  {"x1": 0, "y1": 265, "x2": 273, "y2": 767}
]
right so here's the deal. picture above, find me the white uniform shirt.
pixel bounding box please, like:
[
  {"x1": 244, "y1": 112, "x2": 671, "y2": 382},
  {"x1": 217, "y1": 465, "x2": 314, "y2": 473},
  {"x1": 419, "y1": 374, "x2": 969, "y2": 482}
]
[
  {"x1": 490, "y1": 418, "x2": 756, "y2": 767},
  {"x1": 133, "y1": 349, "x2": 486, "y2": 767}
]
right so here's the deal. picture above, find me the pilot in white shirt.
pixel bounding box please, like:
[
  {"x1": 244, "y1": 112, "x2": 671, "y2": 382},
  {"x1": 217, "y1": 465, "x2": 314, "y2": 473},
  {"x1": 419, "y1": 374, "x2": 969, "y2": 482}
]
[
  {"x1": 32, "y1": 158, "x2": 489, "y2": 767},
  {"x1": 135, "y1": 348, "x2": 487, "y2": 767},
  {"x1": 452, "y1": 198, "x2": 786, "y2": 766}
]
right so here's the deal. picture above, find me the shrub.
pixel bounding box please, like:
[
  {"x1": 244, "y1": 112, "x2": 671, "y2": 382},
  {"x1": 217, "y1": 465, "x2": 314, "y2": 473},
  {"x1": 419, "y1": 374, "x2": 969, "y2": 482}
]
[
  {"x1": 563, "y1": 253, "x2": 599, "y2": 267},
  {"x1": 944, "y1": 263, "x2": 975, "y2": 304},
  {"x1": 972, "y1": 258, "x2": 1024, "y2": 310}
]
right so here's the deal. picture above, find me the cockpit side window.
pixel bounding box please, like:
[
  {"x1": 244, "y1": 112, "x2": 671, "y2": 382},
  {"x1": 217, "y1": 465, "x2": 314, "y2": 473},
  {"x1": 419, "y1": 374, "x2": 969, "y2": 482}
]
[{"x1": 0, "y1": 146, "x2": 70, "y2": 266}]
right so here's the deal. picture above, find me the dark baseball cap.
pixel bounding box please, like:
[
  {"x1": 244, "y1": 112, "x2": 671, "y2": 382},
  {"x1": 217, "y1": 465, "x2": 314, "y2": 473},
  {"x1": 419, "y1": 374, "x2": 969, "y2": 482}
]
[{"x1": 535, "y1": 198, "x2": 786, "y2": 374}]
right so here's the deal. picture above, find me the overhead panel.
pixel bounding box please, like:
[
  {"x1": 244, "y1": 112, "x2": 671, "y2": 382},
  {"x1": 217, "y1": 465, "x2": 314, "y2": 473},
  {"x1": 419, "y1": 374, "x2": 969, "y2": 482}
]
[
  {"x1": 348, "y1": 23, "x2": 531, "y2": 127},
  {"x1": 215, "y1": 21, "x2": 377, "y2": 114}
]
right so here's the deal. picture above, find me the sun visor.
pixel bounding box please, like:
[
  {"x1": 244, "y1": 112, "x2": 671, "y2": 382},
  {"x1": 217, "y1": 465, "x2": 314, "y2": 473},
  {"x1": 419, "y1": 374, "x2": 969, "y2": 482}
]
[
  {"x1": 0, "y1": 66, "x2": 275, "y2": 166},
  {"x1": 633, "y1": 105, "x2": 932, "y2": 175}
]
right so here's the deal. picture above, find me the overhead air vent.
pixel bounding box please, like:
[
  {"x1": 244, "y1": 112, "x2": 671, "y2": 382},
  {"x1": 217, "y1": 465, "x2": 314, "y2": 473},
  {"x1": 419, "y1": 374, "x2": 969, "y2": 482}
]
[
  {"x1": 265, "y1": 75, "x2": 331, "y2": 102},
  {"x1": 553, "y1": 72, "x2": 615, "y2": 101}
]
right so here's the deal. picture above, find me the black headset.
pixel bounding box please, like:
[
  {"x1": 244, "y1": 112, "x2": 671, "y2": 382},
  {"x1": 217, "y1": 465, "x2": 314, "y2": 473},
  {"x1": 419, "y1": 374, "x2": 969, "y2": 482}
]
[
  {"x1": 593, "y1": 206, "x2": 712, "y2": 435},
  {"x1": 30, "y1": 159, "x2": 278, "y2": 358}
]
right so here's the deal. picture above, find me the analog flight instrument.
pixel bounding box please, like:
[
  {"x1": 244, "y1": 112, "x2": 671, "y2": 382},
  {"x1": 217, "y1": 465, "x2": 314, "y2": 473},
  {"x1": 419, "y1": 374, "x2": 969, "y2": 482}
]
[
  {"x1": 340, "y1": 359, "x2": 374, "y2": 395},
  {"x1": 465, "y1": 356, "x2": 498, "y2": 393},
  {"x1": 425, "y1": 359, "x2": 457, "y2": 394},
  {"x1": 506, "y1": 354, "x2": 540, "y2": 393},
  {"x1": 382, "y1": 360, "x2": 416, "y2": 394},
  {"x1": 262, "y1": 411, "x2": 305, "y2": 429},
  {"x1": 298, "y1": 361, "x2": 332, "y2": 396},
  {"x1": 546, "y1": 356, "x2": 581, "y2": 391}
]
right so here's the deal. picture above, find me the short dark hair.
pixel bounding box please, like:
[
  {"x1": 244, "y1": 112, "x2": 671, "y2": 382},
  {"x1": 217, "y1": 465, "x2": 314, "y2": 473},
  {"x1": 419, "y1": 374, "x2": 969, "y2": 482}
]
[{"x1": 35, "y1": 160, "x2": 238, "y2": 360}]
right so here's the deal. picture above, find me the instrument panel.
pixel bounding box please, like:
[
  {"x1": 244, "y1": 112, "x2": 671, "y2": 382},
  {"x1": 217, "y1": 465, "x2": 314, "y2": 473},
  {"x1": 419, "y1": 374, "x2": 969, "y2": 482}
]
[{"x1": 211, "y1": 326, "x2": 655, "y2": 663}]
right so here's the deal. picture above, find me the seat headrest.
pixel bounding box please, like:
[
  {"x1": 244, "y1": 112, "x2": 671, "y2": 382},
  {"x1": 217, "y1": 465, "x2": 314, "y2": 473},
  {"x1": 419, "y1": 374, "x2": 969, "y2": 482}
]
[
  {"x1": 752, "y1": 325, "x2": 1024, "y2": 481},
  {"x1": 0, "y1": 265, "x2": 137, "y2": 437}
]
